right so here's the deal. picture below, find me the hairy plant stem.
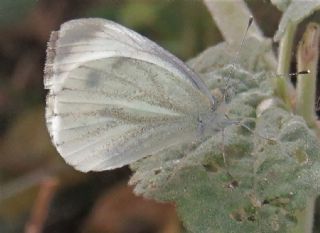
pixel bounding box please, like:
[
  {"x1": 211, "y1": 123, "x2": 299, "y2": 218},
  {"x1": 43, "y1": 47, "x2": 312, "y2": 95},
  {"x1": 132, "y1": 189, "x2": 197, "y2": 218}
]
[
  {"x1": 202, "y1": 0, "x2": 277, "y2": 70},
  {"x1": 275, "y1": 21, "x2": 297, "y2": 109},
  {"x1": 203, "y1": 0, "x2": 262, "y2": 43},
  {"x1": 293, "y1": 22, "x2": 320, "y2": 233},
  {"x1": 292, "y1": 195, "x2": 316, "y2": 233},
  {"x1": 296, "y1": 23, "x2": 319, "y2": 128}
]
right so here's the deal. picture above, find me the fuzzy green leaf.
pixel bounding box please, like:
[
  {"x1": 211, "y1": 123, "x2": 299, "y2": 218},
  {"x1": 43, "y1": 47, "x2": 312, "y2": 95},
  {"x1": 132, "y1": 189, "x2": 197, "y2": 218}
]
[
  {"x1": 129, "y1": 44, "x2": 320, "y2": 232},
  {"x1": 187, "y1": 36, "x2": 273, "y2": 74}
]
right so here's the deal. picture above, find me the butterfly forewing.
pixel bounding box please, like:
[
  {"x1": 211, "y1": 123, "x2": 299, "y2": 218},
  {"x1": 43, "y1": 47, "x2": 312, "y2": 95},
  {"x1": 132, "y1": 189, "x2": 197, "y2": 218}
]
[
  {"x1": 44, "y1": 18, "x2": 214, "y2": 103},
  {"x1": 45, "y1": 18, "x2": 213, "y2": 171}
]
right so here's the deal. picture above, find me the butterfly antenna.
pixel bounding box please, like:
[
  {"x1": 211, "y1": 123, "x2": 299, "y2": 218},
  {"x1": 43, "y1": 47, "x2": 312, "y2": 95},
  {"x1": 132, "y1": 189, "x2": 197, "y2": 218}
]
[
  {"x1": 275, "y1": 69, "x2": 310, "y2": 78},
  {"x1": 288, "y1": 70, "x2": 310, "y2": 76},
  {"x1": 223, "y1": 16, "x2": 254, "y2": 102}
]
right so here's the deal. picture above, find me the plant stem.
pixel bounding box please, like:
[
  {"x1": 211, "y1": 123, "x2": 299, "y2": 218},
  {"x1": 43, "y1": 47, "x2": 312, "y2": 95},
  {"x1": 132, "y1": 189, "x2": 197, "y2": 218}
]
[
  {"x1": 292, "y1": 22, "x2": 320, "y2": 233},
  {"x1": 275, "y1": 21, "x2": 297, "y2": 108},
  {"x1": 278, "y1": 22, "x2": 296, "y2": 75},
  {"x1": 202, "y1": 0, "x2": 263, "y2": 44},
  {"x1": 292, "y1": 195, "x2": 316, "y2": 233},
  {"x1": 296, "y1": 22, "x2": 320, "y2": 128},
  {"x1": 202, "y1": 0, "x2": 277, "y2": 71}
]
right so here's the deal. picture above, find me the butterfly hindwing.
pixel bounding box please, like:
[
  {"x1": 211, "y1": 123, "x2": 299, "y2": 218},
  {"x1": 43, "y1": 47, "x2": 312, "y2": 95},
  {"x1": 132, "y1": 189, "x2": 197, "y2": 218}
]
[{"x1": 45, "y1": 18, "x2": 213, "y2": 171}]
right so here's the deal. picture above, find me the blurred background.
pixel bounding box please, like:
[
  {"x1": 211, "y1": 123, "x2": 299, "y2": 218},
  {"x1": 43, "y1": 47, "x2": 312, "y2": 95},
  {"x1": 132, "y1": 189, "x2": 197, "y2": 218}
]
[{"x1": 0, "y1": 1, "x2": 314, "y2": 233}]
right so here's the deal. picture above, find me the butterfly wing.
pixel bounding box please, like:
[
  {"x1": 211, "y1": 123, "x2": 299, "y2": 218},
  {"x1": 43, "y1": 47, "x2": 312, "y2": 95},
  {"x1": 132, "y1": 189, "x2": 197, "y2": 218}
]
[
  {"x1": 45, "y1": 18, "x2": 214, "y2": 104},
  {"x1": 45, "y1": 18, "x2": 213, "y2": 172}
]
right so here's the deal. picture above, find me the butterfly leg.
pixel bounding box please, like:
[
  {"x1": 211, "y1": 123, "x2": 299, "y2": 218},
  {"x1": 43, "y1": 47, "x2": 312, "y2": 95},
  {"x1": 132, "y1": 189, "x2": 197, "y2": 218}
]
[
  {"x1": 224, "y1": 113, "x2": 277, "y2": 143},
  {"x1": 220, "y1": 124, "x2": 240, "y2": 187},
  {"x1": 221, "y1": 126, "x2": 227, "y2": 165}
]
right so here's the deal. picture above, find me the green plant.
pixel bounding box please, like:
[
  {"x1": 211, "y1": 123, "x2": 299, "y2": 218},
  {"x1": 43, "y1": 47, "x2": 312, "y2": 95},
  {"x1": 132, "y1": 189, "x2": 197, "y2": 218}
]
[{"x1": 129, "y1": 1, "x2": 320, "y2": 232}]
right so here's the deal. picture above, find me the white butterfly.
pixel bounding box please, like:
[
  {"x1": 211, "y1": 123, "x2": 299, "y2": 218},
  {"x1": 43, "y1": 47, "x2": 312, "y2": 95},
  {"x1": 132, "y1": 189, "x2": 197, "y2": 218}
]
[{"x1": 44, "y1": 18, "x2": 218, "y2": 172}]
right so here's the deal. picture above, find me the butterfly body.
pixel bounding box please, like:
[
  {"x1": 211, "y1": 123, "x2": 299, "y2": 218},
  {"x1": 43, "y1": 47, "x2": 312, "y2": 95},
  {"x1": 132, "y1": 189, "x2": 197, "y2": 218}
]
[{"x1": 45, "y1": 18, "x2": 217, "y2": 172}]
